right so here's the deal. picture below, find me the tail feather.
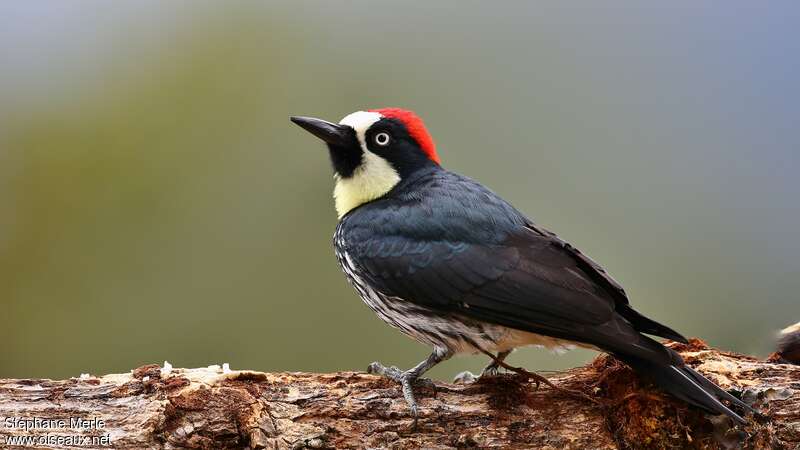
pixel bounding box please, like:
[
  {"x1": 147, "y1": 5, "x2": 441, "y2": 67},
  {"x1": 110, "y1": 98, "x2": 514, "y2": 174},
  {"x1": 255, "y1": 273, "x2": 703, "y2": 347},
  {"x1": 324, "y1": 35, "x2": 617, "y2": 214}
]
[
  {"x1": 681, "y1": 365, "x2": 752, "y2": 412},
  {"x1": 618, "y1": 353, "x2": 752, "y2": 424},
  {"x1": 617, "y1": 304, "x2": 689, "y2": 344}
]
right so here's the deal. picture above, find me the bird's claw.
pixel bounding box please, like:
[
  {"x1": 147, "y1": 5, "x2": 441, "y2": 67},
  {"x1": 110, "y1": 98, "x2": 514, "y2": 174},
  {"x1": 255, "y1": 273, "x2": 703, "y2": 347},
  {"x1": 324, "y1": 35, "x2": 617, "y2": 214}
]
[
  {"x1": 368, "y1": 362, "x2": 434, "y2": 387},
  {"x1": 454, "y1": 363, "x2": 505, "y2": 384},
  {"x1": 481, "y1": 365, "x2": 502, "y2": 378},
  {"x1": 367, "y1": 362, "x2": 404, "y2": 381},
  {"x1": 367, "y1": 361, "x2": 435, "y2": 422},
  {"x1": 453, "y1": 370, "x2": 478, "y2": 384}
]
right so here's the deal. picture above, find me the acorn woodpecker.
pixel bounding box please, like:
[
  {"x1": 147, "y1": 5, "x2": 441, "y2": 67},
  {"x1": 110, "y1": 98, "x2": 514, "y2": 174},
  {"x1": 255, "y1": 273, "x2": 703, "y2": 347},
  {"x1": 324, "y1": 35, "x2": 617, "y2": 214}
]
[{"x1": 291, "y1": 108, "x2": 753, "y2": 423}]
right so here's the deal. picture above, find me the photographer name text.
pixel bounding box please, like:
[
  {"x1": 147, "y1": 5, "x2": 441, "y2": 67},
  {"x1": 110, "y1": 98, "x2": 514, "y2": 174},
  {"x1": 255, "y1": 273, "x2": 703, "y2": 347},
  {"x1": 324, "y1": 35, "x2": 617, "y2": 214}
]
[{"x1": 4, "y1": 416, "x2": 105, "y2": 431}]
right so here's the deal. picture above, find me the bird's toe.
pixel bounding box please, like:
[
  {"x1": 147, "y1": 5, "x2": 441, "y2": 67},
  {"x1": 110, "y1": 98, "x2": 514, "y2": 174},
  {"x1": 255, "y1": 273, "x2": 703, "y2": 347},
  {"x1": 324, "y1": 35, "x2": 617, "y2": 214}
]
[
  {"x1": 367, "y1": 362, "x2": 405, "y2": 382},
  {"x1": 480, "y1": 365, "x2": 502, "y2": 378},
  {"x1": 366, "y1": 361, "x2": 383, "y2": 374},
  {"x1": 453, "y1": 370, "x2": 479, "y2": 384}
]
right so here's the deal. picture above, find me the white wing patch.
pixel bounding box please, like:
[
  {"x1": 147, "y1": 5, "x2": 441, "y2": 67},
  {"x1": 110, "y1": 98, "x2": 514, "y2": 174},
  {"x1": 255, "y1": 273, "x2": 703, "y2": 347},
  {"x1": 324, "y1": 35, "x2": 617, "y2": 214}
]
[{"x1": 333, "y1": 111, "x2": 401, "y2": 218}]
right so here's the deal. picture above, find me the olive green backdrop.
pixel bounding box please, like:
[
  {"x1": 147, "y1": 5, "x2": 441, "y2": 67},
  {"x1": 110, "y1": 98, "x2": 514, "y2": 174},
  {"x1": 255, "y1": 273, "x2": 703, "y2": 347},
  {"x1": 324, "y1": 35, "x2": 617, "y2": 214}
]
[{"x1": 2, "y1": 2, "x2": 798, "y2": 379}]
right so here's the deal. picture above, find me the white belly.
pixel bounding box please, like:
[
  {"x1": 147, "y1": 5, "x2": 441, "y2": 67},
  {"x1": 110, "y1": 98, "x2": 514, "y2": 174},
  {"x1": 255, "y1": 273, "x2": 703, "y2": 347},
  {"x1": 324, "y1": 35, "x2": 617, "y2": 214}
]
[{"x1": 483, "y1": 326, "x2": 591, "y2": 355}]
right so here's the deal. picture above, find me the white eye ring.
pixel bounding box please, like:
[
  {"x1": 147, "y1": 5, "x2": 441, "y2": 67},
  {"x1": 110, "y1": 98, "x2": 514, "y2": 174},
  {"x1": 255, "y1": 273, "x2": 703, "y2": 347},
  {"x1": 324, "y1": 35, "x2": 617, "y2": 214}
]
[{"x1": 374, "y1": 132, "x2": 391, "y2": 146}]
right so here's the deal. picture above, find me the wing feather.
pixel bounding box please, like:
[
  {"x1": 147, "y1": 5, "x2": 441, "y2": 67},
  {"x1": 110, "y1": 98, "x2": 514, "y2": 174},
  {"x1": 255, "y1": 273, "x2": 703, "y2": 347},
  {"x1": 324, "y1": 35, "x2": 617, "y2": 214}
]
[{"x1": 351, "y1": 229, "x2": 615, "y2": 334}]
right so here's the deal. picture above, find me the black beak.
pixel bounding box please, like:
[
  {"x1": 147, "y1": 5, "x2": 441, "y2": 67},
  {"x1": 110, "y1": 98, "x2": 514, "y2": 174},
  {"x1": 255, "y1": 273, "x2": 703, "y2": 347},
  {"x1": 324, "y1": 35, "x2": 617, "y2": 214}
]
[{"x1": 290, "y1": 116, "x2": 352, "y2": 147}]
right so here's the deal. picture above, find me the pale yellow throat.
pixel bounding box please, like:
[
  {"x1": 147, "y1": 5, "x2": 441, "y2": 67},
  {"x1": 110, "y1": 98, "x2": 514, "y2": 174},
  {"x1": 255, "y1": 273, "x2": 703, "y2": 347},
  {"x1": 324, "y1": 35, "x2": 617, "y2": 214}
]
[{"x1": 333, "y1": 150, "x2": 401, "y2": 218}]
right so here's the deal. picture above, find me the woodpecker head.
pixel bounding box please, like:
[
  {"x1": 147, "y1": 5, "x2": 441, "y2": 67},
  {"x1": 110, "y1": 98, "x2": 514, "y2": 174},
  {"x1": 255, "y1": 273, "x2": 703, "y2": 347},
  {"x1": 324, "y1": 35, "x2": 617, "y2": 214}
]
[{"x1": 291, "y1": 108, "x2": 439, "y2": 218}]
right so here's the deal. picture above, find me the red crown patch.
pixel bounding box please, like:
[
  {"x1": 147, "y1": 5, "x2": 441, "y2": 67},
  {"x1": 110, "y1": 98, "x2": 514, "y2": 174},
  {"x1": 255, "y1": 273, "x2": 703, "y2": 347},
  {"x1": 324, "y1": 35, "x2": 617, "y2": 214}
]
[{"x1": 370, "y1": 108, "x2": 439, "y2": 164}]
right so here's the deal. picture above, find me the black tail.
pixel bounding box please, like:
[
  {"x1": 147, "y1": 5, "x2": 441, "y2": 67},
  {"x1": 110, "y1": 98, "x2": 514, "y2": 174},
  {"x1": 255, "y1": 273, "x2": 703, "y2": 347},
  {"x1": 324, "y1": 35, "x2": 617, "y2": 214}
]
[
  {"x1": 618, "y1": 352, "x2": 753, "y2": 424},
  {"x1": 617, "y1": 303, "x2": 689, "y2": 344}
]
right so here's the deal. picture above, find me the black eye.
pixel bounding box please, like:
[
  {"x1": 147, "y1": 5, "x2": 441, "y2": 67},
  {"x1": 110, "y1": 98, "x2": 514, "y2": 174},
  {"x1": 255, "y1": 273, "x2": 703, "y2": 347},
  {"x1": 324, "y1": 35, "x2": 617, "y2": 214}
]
[{"x1": 374, "y1": 132, "x2": 391, "y2": 146}]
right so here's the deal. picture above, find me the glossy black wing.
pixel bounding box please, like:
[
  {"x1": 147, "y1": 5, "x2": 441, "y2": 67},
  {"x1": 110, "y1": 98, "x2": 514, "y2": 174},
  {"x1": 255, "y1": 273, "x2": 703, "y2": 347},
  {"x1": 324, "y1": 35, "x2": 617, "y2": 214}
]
[
  {"x1": 351, "y1": 227, "x2": 620, "y2": 337},
  {"x1": 347, "y1": 224, "x2": 687, "y2": 353},
  {"x1": 525, "y1": 223, "x2": 687, "y2": 343}
]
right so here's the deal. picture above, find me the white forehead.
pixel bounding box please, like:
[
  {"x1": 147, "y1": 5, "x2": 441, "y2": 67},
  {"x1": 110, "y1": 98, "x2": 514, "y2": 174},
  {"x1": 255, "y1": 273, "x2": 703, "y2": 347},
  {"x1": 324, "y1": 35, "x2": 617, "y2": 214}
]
[{"x1": 339, "y1": 111, "x2": 382, "y2": 145}]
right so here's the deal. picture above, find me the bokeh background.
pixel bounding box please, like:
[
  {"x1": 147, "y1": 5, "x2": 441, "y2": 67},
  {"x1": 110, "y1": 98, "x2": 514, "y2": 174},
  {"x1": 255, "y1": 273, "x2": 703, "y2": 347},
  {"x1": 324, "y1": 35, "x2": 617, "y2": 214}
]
[{"x1": 2, "y1": 2, "x2": 798, "y2": 380}]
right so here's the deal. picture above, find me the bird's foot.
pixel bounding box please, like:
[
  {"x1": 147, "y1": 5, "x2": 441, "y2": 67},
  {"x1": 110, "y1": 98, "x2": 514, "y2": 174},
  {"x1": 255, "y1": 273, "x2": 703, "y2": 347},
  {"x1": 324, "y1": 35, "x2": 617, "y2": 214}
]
[
  {"x1": 367, "y1": 362, "x2": 436, "y2": 389},
  {"x1": 452, "y1": 370, "x2": 478, "y2": 384},
  {"x1": 452, "y1": 364, "x2": 504, "y2": 384},
  {"x1": 497, "y1": 363, "x2": 603, "y2": 405},
  {"x1": 480, "y1": 362, "x2": 503, "y2": 378},
  {"x1": 367, "y1": 361, "x2": 436, "y2": 425},
  {"x1": 367, "y1": 361, "x2": 403, "y2": 381}
]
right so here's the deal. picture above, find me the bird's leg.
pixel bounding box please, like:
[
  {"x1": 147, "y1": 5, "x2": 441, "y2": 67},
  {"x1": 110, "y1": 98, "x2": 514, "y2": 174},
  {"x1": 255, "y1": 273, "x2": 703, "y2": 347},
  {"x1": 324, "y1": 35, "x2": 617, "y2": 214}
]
[
  {"x1": 367, "y1": 347, "x2": 452, "y2": 421},
  {"x1": 478, "y1": 349, "x2": 603, "y2": 406},
  {"x1": 479, "y1": 348, "x2": 552, "y2": 389},
  {"x1": 481, "y1": 350, "x2": 512, "y2": 377}
]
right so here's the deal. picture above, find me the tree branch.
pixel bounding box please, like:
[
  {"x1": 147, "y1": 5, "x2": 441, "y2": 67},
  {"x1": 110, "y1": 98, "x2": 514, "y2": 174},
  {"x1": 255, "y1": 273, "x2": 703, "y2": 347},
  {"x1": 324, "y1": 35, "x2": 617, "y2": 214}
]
[{"x1": 0, "y1": 340, "x2": 797, "y2": 449}]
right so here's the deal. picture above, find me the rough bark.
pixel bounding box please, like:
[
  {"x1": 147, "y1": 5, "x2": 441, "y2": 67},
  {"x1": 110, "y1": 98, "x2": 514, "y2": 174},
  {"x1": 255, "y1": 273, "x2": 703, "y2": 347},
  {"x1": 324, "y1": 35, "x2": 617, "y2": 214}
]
[{"x1": 0, "y1": 340, "x2": 797, "y2": 449}]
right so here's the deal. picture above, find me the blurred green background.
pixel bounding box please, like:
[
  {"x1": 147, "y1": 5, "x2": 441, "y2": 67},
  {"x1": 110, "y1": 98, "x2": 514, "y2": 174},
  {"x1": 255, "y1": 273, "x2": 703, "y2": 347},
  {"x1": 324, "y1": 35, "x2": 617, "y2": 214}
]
[{"x1": 1, "y1": 2, "x2": 798, "y2": 380}]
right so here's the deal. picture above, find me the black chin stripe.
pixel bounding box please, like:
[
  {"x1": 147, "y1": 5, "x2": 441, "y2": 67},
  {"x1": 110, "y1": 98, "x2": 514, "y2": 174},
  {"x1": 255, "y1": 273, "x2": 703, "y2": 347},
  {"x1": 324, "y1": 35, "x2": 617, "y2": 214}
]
[{"x1": 327, "y1": 137, "x2": 362, "y2": 178}]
